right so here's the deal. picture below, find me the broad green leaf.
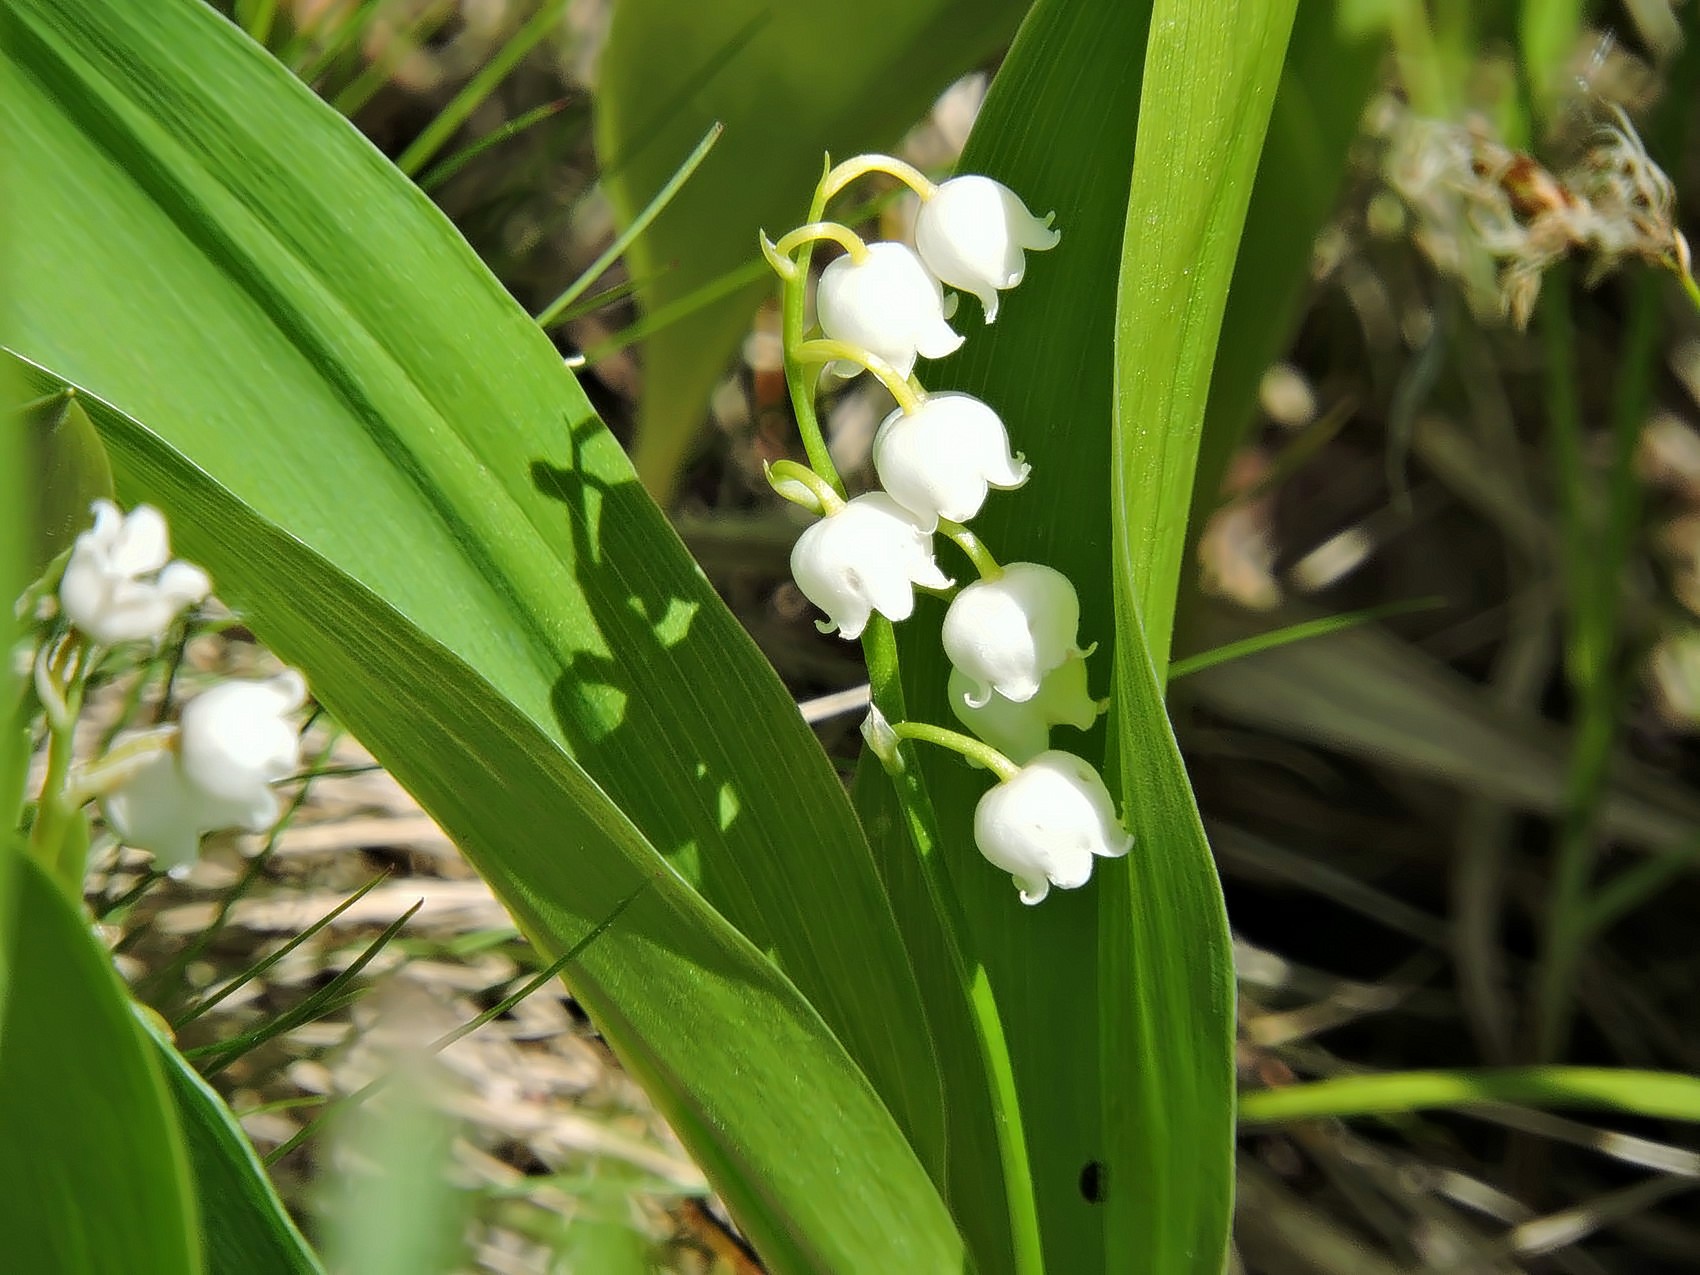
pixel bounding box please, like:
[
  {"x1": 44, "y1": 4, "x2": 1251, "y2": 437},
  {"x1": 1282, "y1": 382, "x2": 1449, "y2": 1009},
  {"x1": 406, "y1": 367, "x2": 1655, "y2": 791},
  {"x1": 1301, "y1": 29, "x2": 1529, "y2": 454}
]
[
  {"x1": 1115, "y1": 0, "x2": 1299, "y2": 682},
  {"x1": 594, "y1": 0, "x2": 1028, "y2": 502},
  {"x1": 10, "y1": 356, "x2": 965, "y2": 1275},
  {"x1": 4, "y1": 0, "x2": 950, "y2": 1218},
  {"x1": 142, "y1": 1021, "x2": 327, "y2": 1275},
  {"x1": 856, "y1": 1, "x2": 1333, "y2": 1269},
  {"x1": 0, "y1": 851, "x2": 201, "y2": 1274},
  {"x1": 1106, "y1": 2, "x2": 1295, "y2": 1270},
  {"x1": 859, "y1": 4, "x2": 1156, "y2": 1272}
]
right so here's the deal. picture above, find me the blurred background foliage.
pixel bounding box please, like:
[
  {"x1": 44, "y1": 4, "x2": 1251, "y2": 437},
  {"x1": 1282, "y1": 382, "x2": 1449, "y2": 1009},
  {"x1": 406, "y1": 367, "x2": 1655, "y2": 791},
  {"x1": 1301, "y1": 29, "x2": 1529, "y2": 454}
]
[{"x1": 45, "y1": 0, "x2": 1700, "y2": 1269}]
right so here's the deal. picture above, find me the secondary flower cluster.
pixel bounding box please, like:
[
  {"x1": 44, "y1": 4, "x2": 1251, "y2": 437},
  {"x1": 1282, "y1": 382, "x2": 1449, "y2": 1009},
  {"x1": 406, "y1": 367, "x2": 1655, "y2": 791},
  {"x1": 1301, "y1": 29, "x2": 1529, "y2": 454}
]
[
  {"x1": 34, "y1": 500, "x2": 308, "y2": 877},
  {"x1": 763, "y1": 155, "x2": 1132, "y2": 904}
]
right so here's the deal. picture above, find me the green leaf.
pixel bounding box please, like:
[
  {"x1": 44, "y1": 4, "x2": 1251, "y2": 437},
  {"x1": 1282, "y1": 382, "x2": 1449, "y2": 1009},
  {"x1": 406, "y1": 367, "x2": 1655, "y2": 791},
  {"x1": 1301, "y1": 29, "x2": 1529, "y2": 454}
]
[
  {"x1": 4, "y1": 0, "x2": 964, "y2": 1264},
  {"x1": 10, "y1": 356, "x2": 964, "y2": 1275},
  {"x1": 858, "y1": 4, "x2": 1156, "y2": 1272},
  {"x1": 1239, "y1": 1067, "x2": 1700, "y2": 1127},
  {"x1": 1103, "y1": 7, "x2": 1297, "y2": 1269},
  {"x1": 593, "y1": 0, "x2": 1029, "y2": 501},
  {"x1": 0, "y1": 852, "x2": 201, "y2": 1274},
  {"x1": 853, "y1": 2, "x2": 1327, "y2": 1270},
  {"x1": 142, "y1": 1022, "x2": 326, "y2": 1275},
  {"x1": 1114, "y1": 0, "x2": 1299, "y2": 681},
  {"x1": 26, "y1": 388, "x2": 115, "y2": 573}
]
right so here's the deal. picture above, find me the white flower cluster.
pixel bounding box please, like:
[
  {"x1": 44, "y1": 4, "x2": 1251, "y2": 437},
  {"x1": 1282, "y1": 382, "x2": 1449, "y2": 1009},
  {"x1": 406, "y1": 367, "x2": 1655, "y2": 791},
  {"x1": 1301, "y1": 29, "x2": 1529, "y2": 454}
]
[
  {"x1": 45, "y1": 501, "x2": 307, "y2": 877},
  {"x1": 764, "y1": 157, "x2": 1131, "y2": 904}
]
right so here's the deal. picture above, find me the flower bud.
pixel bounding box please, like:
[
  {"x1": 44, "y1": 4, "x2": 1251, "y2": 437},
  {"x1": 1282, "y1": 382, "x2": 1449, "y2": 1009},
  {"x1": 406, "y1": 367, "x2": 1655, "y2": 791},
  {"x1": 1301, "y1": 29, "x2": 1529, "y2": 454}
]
[
  {"x1": 101, "y1": 670, "x2": 307, "y2": 875},
  {"x1": 915, "y1": 176, "x2": 1060, "y2": 323},
  {"x1": 942, "y1": 562, "x2": 1086, "y2": 705},
  {"x1": 872, "y1": 392, "x2": 1030, "y2": 531},
  {"x1": 791, "y1": 493, "x2": 952, "y2": 640},
  {"x1": 816, "y1": 241, "x2": 963, "y2": 380},
  {"x1": 973, "y1": 750, "x2": 1132, "y2": 904},
  {"x1": 949, "y1": 653, "x2": 1098, "y2": 764},
  {"x1": 59, "y1": 500, "x2": 211, "y2": 646}
]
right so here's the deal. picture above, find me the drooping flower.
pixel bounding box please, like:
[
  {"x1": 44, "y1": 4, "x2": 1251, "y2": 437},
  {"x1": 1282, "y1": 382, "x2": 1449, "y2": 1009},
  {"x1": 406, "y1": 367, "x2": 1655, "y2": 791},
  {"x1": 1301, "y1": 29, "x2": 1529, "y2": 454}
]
[
  {"x1": 942, "y1": 562, "x2": 1087, "y2": 705},
  {"x1": 949, "y1": 653, "x2": 1098, "y2": 764},
  {"x1": 101, "y1": 670, "x2": 307, "y2": 875},
  {"x1": 973, "y1": 750, "x2": 1132, "y2": 904},
  {"x1": 816, "y1": 241, "x2": 963, "y2": 379},
  {"x1": 914, "y1": 175, "x2": 1060, "y2": 323},
  {"x1": 59, "y1": 500, "x2": 211, "y2": 646},
  {"x1": 872, "y1": 392, "x2": 1030, "y2": 531},
  {"x1": 790, "y1": 493, "x2": 952, "y2": 640}
]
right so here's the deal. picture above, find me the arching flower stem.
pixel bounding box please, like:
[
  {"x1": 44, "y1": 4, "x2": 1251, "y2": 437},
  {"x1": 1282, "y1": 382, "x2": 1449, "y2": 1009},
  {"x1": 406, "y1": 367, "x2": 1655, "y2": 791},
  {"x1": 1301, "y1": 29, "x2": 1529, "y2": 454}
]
[
  {"x1": 64, "y1": 727, "x2": 177, "y2": 809},
  {"x1": 889, "y1": 719, "x2": 1021, "y2": 783},
  {"x1": 795, "y1": 339, "x2": 926, "y2": 414},
  {"x1": 821, "y1": 153, "x2": 938, "y2": 204},
  {"x1": 765, "y1": 459, "x2": 845, "y2": 515},
  {"x1": 939, "y1": 519, "x2": 1004, "y2": 580},
  {"x1": 763, "y1": 221, "x2": 872, "y2": 277}
]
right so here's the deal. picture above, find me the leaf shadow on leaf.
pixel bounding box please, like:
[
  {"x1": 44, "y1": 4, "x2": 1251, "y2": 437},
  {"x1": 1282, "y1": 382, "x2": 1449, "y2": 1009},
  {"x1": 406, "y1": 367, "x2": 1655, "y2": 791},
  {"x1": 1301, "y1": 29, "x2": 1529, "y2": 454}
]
[{"x1": 527, "y1": 418, "x2": 948, "y2": 1176}]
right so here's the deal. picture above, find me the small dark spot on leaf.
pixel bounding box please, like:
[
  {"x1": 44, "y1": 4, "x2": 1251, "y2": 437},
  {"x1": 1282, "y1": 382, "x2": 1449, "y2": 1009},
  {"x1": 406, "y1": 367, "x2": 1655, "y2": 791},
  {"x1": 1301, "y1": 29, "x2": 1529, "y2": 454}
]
[{"x1": 1079, "y1": 1160, "x2": 1106, "y2": 1203}]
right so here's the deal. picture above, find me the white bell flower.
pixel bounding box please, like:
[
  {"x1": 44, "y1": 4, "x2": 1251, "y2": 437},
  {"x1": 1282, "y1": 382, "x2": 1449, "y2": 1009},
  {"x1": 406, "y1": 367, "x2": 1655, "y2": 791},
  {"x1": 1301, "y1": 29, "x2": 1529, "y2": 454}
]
[
  {"x1": 872, "y1": 392, "x2": 1030, "y2": 531},
  {"x1": 816, "y1": 241, "x2": 963, "y2": 380},
  {"x1": 942, "y1": 562, "x2": 1087, "y2": 706},
  {"x1": 59, "y1": 499, "x2": 211, "y2": 646},
  {"x1": 949, "y1": 652, "x2": 1098, "y2": 764},
  {"x1": 914, "y1": 175, "x2": 1060, "y2": 323},
  {"x1": 100, "y1": 670, "x2": 307, "y2": 875},
  {"x1": 974, "y1": 750, "x2": 1132, "y2": 904},
  {"x1": 791, "y1": 493, "x2": 952, "y2": 640}
]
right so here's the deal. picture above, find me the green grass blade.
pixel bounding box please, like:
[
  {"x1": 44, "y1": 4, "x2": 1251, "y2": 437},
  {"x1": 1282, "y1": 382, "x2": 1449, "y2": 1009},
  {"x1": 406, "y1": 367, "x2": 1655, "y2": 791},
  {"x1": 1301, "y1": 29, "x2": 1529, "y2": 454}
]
[
  {"x1": 396, "y1": 0, "x2": 570, "y2": 177},
  {"x1": 1240, "y1": 1067, "x2": 1700, "y2": 1126},
  {"x1": 0, "y1": 852, "x2": 202, "y2": 1273},
  {"x1": 1170, "y1": 600, "x2": 1443, "y2": 681},
  {"x1": 328, "y1": 0, "x2": 452, "y2": 118},
  {"x1": 418, "y1": 97, "x2": 572, "y2": 193},
  {"x1": 172, "y1": 870, "x2": 392, "y2": 1029},
  {"x1": 536, "y1": 122, "x2": 724, "y2": 328}
]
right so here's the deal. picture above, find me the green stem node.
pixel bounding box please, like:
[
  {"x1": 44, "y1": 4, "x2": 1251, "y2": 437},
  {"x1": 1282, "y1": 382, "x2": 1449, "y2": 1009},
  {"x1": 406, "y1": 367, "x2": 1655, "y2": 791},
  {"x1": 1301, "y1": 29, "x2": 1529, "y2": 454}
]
[
  {"x1": 765, "y1": 460, "x2": 844, "y2": 515},
  {"x1": 770, "y1": 220, "x2": 870, "y2": 266}
]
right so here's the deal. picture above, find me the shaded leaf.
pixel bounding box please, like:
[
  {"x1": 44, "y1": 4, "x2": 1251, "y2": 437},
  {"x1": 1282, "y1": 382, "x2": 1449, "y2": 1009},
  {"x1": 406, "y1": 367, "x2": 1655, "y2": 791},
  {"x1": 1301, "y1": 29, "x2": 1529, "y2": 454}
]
[{"x1": 0, "y1": 852, "x2": 201, "y2": 1274}]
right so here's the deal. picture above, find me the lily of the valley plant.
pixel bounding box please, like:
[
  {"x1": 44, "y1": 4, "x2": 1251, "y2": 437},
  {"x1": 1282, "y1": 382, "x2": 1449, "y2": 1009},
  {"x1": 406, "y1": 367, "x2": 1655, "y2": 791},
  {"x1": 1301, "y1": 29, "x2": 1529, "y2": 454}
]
[
  {"x1": 27, "y1": 499, "x2": 308, "y2": 887},
  {"x1": 761, "y1": 153, "x2": 1128, "y2": 905}
]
